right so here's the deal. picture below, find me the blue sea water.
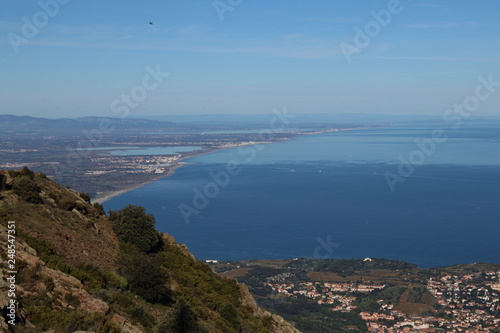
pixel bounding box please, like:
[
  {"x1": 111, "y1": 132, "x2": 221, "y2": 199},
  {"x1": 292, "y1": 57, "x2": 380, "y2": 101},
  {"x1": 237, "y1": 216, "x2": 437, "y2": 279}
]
[{"x1": 104, "y1": 121, "x2": 500, "y2": 268}]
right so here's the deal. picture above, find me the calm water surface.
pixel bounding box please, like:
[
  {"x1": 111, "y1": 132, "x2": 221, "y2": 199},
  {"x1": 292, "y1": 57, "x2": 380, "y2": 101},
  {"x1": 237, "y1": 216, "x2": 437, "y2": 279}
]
[{"x1": 104, "y1": 122, "x2": 500, "y2": 267}]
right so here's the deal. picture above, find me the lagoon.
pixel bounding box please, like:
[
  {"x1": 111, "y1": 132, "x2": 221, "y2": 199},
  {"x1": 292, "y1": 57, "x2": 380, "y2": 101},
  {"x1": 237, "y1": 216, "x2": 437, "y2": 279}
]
[{"x1": 76, "y1": 146, "x2": 202, "y2": 156}]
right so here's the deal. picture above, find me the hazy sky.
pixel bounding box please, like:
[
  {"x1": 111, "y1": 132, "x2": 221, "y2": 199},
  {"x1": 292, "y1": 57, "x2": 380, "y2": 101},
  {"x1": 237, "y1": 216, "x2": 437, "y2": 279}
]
[{"x1": 1, "y1": 0, "x2": 499, "y2": 118}]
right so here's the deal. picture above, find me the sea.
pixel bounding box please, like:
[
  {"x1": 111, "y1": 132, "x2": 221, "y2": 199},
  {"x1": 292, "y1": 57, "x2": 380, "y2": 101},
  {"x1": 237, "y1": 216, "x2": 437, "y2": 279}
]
[{"x1": 104, "y1": 120, "x2": 500, "y2": 268}]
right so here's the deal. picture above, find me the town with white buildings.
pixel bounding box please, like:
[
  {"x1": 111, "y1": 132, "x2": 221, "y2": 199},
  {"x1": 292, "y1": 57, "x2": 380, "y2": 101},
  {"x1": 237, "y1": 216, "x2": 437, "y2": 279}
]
[{"x1": 264, "y1": 271, "x2": 500, "y2": 332}]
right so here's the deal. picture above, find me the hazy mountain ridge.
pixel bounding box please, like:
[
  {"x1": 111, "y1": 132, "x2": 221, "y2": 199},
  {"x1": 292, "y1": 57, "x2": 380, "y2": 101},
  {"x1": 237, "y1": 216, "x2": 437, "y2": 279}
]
[{"x1": 0, "y1": 115, "x2": 181, "y2": 135}]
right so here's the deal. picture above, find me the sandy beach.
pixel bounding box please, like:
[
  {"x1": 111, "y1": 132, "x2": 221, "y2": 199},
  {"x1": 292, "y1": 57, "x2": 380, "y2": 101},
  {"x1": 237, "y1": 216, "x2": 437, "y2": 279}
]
[
  {"x1": 91, "y1": 127, "x2": 374, "y2": 204},
  {"x1": 91, "y1": 147, "x2": 221, "y2": 204},
  {"x1": 92, "y1": 164, "x2": 184, "y2": 204}
]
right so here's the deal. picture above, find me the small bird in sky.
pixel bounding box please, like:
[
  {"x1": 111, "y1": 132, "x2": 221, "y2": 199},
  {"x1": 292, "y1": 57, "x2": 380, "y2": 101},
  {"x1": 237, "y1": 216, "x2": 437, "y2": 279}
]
[{"x1": 149, "y1": 22, "x2": 153, "y2": 25}]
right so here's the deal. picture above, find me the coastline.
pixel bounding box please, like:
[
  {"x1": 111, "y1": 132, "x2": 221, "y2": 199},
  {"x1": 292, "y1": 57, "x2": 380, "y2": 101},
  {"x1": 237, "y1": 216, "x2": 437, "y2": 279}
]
[
  {"x1": 92, "y1": 164, "x2": 184, "y2": 204},
  {"x1": 92, "y1": 126, "x2": 376, "y2": 204},
  {"x1": 92, "y1": 147, "x2": 220, "y2": 204}
]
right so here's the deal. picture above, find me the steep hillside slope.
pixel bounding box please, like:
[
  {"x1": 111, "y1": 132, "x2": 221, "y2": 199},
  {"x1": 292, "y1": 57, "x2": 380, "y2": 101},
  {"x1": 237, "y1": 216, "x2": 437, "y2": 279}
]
[{"x1": 0, "y1": 168, "x2": 300, "y2": 333}]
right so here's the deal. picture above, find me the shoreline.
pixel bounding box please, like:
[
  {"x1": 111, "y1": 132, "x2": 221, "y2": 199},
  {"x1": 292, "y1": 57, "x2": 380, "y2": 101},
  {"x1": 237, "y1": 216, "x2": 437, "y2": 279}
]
[
  {"x1": 92, "y1": 164, "x2": 184, "y2": 204},
  {"x1": 92, "y1": 126, "x2": 376, "y2": 204},
  {"x1": 92, "y1": 147, "x2": 220, "y2": 204}
]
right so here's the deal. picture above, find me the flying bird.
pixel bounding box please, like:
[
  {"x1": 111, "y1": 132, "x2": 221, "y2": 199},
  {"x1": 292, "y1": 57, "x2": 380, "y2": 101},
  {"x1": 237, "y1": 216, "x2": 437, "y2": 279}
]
[{"x1": 149, "y1": 22, "x2": 153, "y2": 25}]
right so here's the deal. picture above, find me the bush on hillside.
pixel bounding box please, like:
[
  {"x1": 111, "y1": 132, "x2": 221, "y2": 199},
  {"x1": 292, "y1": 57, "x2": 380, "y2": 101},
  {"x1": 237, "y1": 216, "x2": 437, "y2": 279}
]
[
  {"x1": 9, "y1": 166, "x2": 36, "y2": 179},
  {"x1": 58, "y1": 196, "x2": 77, "y2": 211},
  {"x1": 12, "y1": 175, "x2": 42, "y2": 204},
  {"x1": 93, "y1": 202, "x2": 105, "y2": 216},
  {"x1": 219, "y1": 303, "x2": 241, "y2": 331},
  {"x1": 0, "y1": 174, "x2": 7, "y2": 191},
  {"x1": 79, "y1": 192, "x2": 91, "y2": 203},
  {"x1": 154, "y1": 299, "x2": 207, "y2": 333},
  {"x1": 120, "y1": 249, "x2": 172, "y2": 304},
  {"x1": 109, "y1": 205, "x2": 162, "y2": 253}
]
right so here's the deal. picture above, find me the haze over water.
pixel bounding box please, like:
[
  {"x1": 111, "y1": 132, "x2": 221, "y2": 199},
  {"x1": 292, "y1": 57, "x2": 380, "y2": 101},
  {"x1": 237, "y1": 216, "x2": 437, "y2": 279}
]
[{"x1": 104, "y1": 121, "x2": 500, "y2": 267}]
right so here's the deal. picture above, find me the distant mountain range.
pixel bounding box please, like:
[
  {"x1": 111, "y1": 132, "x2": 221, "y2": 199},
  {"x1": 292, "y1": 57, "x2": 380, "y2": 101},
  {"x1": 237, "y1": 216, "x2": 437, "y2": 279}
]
[
  {"x1": 2, "y1": 114, "x2": 499, "y2": 136},
  {"x1": 129, "y1": 113, "x2": 444, "y2": 125},
  {"x1": 0, "y1": 114, "x2": 179, "y2": 134}
]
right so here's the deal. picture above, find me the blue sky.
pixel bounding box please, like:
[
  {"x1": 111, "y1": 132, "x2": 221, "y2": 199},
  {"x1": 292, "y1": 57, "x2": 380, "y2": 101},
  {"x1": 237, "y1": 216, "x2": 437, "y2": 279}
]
[{"x1": 1, "y1": 0, "x2": 499, "y2": 118}]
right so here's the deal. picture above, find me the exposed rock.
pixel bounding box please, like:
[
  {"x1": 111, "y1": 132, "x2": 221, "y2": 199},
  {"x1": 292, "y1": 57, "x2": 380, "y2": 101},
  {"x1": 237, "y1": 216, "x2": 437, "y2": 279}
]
[
  {"x1": 110, "y1": 313, "x2": 143, "y2": 333},
  {"x1": 78, "y1": 291, "x2": 109, "y2": 314},
  {"x1": 16, "y1": 245, "x2": 42, "y2": 267},
  {"x1": 72, "y1": 207, "x2": 85, "y2": 219},
  {"x1": 269, "y1": 313, "x2": 300, "y2": 333},
  {"x1": 42, "y1": 266, "x2": 81, "y2": 287},
  {"x1": 162, "y1": 232, "x2": 176, "y2": 244},
  {"x1": 21, "y1": 241, "x2": 37, "y2": 256},
  {"x1": 239, "y1": 284, "x2": 301, "y2": 333},
  {"x1": 92, "y1": 222, "x2": 99, "y2": 235},
  {"x1": 0, "y1": 275, "x2": 7, "y2": 289}
]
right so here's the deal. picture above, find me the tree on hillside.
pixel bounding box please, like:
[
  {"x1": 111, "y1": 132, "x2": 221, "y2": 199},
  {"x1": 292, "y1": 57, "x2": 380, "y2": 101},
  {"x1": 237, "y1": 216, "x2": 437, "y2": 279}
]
[
  {"x1": 93, "y1": 202, "x2": 105, "y2": 216},
  {"x1": 155, "y1": 299, "x2": 206, "y2": 333},
  {"x1": 79, "y1": 192, "x2": 91, "y2": 203},
  {"x1": 120, "y1": 250, "x2": 172, "y2": 304},
  {"x1": 219, "y1": 303, "x2": 241, "y2": 331},
  {"x1": 12, "y1": 175, "x2": 42, "y2": 204},
  {"x1": 10, "y1": 166, "x2": 36, "y2": 179},
  {"x1": 0, "y1": 174, "x2": 7, "y2": 191},
  {"x1": 109, "y1": 205, "x2": 162, "y2": 253}
]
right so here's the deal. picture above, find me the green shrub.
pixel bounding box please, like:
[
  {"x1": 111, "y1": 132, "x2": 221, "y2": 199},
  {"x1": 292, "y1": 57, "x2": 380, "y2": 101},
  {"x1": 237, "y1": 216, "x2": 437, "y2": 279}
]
[
  {"x1": 58, "y1": 196, "x2": 77, "y2": 211},
  {"x1": 44, "y1": 276, "x2": 55, "y2": 292},
  {"x1": 0, "y1": 174, "x2": 7, "y2": 191},
  {"x1": 26, "y1": 304, "x2": 119, "y2": 333},
  {"x1": 94, "y1": 289, "x2": 112, "y2": 303},
  {"x1": 109, "y1": 205, "x2": 163, "y2": 253},
  {"x1": 79, "y1": 192, "x2": 91, "y2": 203},
  {"x1": 9, "y1": 167, "x2": 35, "y2": 179},
  {"x1": 120, "y1": 250, "x2": 172, "y2": 304},
  {"x1": 154, "y1": 300, "x2": 207, "y2": 333},
  {"x1": 101, "y1": 269, "x2": 128, "y2": 289},
  {"x1": 12, "y1": 175, "x2": 42, "y2": 204},
  {"x1": 112, "y1": 293, "x2": 134, "y2": 308},
  {"x1": 219, "y1": 303, "x2": 241, "y2": 331},
  {"x1": 64, "y1": 293, "x2": 81, "y2": 307},
  {"x1": 93, "y1": 202, "x2": 105, "y2": 215},
  {"x1": 46, "y1": 190, "x2": 58, "y2": 200},
  {"x1": 75, "y1": 201, "x2": 89, "y2": 214},
  {"x1": 128, "y1": 304, "x2": 156, "y2": 328},
  {"x1": 98, "y1": 320, "x2": 122, "y2": 333}
]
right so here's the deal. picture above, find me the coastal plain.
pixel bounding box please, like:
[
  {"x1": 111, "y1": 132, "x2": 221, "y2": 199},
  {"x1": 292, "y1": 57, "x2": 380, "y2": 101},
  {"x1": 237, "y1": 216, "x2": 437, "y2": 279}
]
[{"x1": 0, "y1": 115, "x2": 349, "y2": 202}]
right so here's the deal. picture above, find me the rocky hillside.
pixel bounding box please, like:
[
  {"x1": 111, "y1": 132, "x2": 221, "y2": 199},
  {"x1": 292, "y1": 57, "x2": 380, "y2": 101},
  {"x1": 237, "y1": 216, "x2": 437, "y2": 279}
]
[{"x1": 0, "y1": 168, "x2": 300, "y2": 333}]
